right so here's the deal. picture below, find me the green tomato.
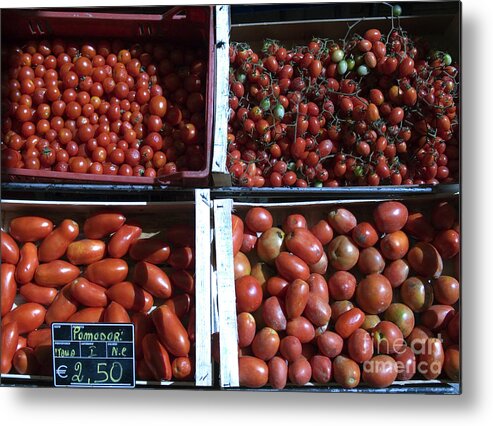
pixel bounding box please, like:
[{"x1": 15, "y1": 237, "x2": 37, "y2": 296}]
[
  {"x1": 287, "y1": 161, "x2": 296, "y2": 171},
  {"x1": 347, "y1": 58, "x2": 355, "y2": 71},
  {"x1": 237, "y1": 72, "x2": 246, "y2": 84},
  {"x1": 273, "y1": 104, "x2": 285, "y2": 120},
  {"x1": 392, "y1": 5, "x2": 402, "y2": 17},
  {"x1": 357, "y1": 65, "x2": 369, "y2": 76},
  {"x1": 260, "y1": 97, "x2": 271, "y2": 111},
  {"x1": 337, "y1": 59, "x2": 348, "y2": 75},
  {"x1": 331, "y1": 49, "x2": 344, "y2": 63},
  {"x1": 314, "y1": 181, "x2": 323, "y2": 188},
  {"x1": 443, "y1": 53, "x2": 452, "y2": 66}
]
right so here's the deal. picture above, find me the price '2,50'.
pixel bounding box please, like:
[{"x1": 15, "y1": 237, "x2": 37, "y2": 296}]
[{"x1": 71, "y1": 361, "x2": 124, "y2": 384}]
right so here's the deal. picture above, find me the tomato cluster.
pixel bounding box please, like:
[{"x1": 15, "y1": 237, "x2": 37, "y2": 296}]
[
  {"x1": 227, "y1": 20, "x2": 459, "y2": 187},
  {"x1": 1, "y1": 39, "x2": 208, "y2": 178},
  {"x1": 227, "y1": 201, "x2": 460, "y2": 388},
  {"x1": 1, "y1": 213, "x2": 196, "y2": 382}
]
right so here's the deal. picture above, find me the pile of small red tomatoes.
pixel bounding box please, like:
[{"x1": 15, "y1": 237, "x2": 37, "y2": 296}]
[
  {"x1": 229, "y1": 201, "x2": 460, "y2": 388},
  {"x1": 227, "y1": 24, "x2": 459, "y2": 187},
  {"x1": 1, "y1": 39, "x2": 208, "y2": 178},
  {"x1": 1, "y1": 212, "x2": 196, "y2": 382}
]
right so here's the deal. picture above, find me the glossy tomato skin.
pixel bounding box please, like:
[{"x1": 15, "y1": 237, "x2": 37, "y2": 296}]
[
  {"x1": 328, "y1": 271, "x2": 356, "y2": 300},
  {"x1": 152, "y1": 304, "x2": 190, "y2": 357},
  {"x1": 239, "y1": 356, "x2": 268, "y2": 388},
  {"x1": 15, "y1": 242, "x2": 39, "y2": 284},
  {"x1": 19, "y1": 283, "x2": 57, "y2": 306},
  {"x1": 1, "y1": 321, "x2": 19, "y2": 374},
  {"x1": 432, "y1": 229, "x2": 460, "y2": 259},
  {"x1": 352, "y1": 222, "x2": 379, "y2": 248},
  {"x1": 1, "y1": 230, "x2": 20, "y2": 264},
  {"x1": 26, "y1": 328, "x2": 52, "y2": 349},
  {"x1": 1, "y1": 263, "x2": 17, "y2": 316},
  {"x1": 310, "y1": 220, "x2": 334, "y2": 245},
  {"x1": 83, "y1": 212, "x2": 126, "y2": 239},
  {"x1": 286, "y1": 317, "x2": 315, "y2": 343},
  {"x1": 85, "y1": 258, "x2": 128, "y2": 287},
  {"x1": 172, "y1": 357, "x2": 193, "y2": 381},
  {"x1": 103, "y1": 301, "x2": 131, "y2": 323},
  {"x1": 12, "y1": 347, "x2": 39, "y2": 375},
  {"x1": 405, "y1": 212, "x2": 435, "y2": 242},
  {"x1": 285, "y1": 228, "x2": 323, "y2": 265},
  {"x1": 335, "y1": 307, "x2": 365, "y2": 339},
  {"x1": 373, "y1": 321, "x2": 404, "y2": 354},
  {"x1": 252, "y1": 327, "x2": 280, "y2": 361},
  {"x1": 275, "y1": 252, "x2": 310, "y2": 281},
  {"x1": 38, "y1": 219, "x2": 79, "y2": 262},
  {"x1": 380, "y1": 231, "x2": 409, "y2": 260},
  {"x1": 282, "y1": 214, "x2": 307, "y2": 233},
  {"x1": 235, "y1": 275, "x2": 263, "y2": 313},
  {"x1": 383, "y1": 259, "x2": 409, "y2": 288},
  {"x1": 285, "y1": 279, "x2": 310, "y2": 319},
  {"x1": 310, "y1": 355, "x2": 332, "y2": 384},
  {"x1": 108, "y1": 224, "x2": 142, "y2": 258},
  {"x1": 407, "y1": 242, "x2": 443, "y2": 278},
  {"x1": 373, "y1": 202, "x2": 408, "y2": 233},
  {"x1": 142, "y1": 333, "x2": 172, "y2": 381},
  {"x1": 432, "y1": 276, "x2": 459, "y2": 305},
  {"x1": 133, "y1": 261, "x2": 172, "y2": 299},
  {"x1": 327, "y1": 208, "x2": 357, "y2": 234},
  {"x1": 129, "y1": 238, "x2": 170, "y2": 264},
  {"x1": 245, "y1": 207, "x2": 273, "y2": 232},
  {"x1": 70, "y1": 277, "x2": 108, "y2": 307},
  {"x1": 45, "y1": 285, "x2": 78, "y2": 325},
  {"x1": 9, "y1": 216, "x2": 53, "y2": 242},
  {"x1": 106, "y1": 281, "x2": 154, "y2": 313},
  {"x1": 333, "y1": 355, "x2": 360, "y2": 388},
  {"x1": 68, "y1": 307, "x2": 105, "y2": 323},
  {"x1": 34, "y1": 260, "x2": 80, "y2": 287},
  {"x1": 288, "y1": 358, "x2": 312, "y2": 385},
  {"x1": 443, "y1": 345, "x2": 460, "y2": 381},
  {"x1": 238, "y1": 312, "x2": 256, "y2": 347},
  {"x1": 257, "y1": 227, "x2": 285, "y2": 264},
  {"x1": 384, "y1": 303, "x2": 415, "y2": 338},
  {"x1": 231, "y1": 214, "x2": 244, "y2": 256},
  {"x1": 326, "y1": 236, "x2": 359, "y2": 271},
  {"x1": 164, "y1": 294, "x2": 191, "y2": 319},
  {"x1": 356, "y1": 273, "x2": 393, "y2": 314},
  {"x1": 362, "y1": 355, "x2": 398, "y2": 388},
  {"x1": 2, "y1": 302, "x2": 46, "y2": 334},
  {"x1": 420, "y1": 305, "x2": 455, "y2": 332},
  {"x1": 400, "y1": 276, "x2": 434, "y2": 312},
  {"x1": 168, "y1": 247, "x2": 194, "y2": 270},
  {"x1": 66, "y1": 239, "x2": 106, "y2": 265}
]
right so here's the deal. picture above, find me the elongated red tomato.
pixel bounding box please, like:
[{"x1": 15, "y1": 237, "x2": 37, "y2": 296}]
[
  {"x1": 83, "y1": 212, "x2": 126, "y2": 239},
  {"x1": 152, "y1": 305, "x2": 190, "y2": 357},
  {"x1": 85, "y1": 258, "x2": 128, "y2": 287},
  {"x1": 103, "y1": 302, "x2": 131, "y2": 323},
  {"x1": 1, "y1": 230, "x2": 20, "y2": 264},
  {"x1": 1, "y1": 263, "x2": 17, "y2": 316},
  {"x1": 2, "y1": 303, "x2": 46, "y2": 334},
  {"x1": 66, "y1": 239, "x2": 106, "y2": 265},
  {"x1": 1, "y1": 321, "x2": 19, "y2": 373},
  {"x1": 106, "y1": 281, "x2": 154, "y2": 313},
  {"x1": 9, "y1": 216, "x2": 53, "y2": 242},
  {"x1": 38, "y1": 219, "x2": 79, "y2": 262},
  {"x1": 15, "y1": 242, "x2": 39, "y2": 284},
  {"x1": 45, "y1": 285, "x2": 78, "y2": 325},
  {"x1": 134, "y1": 261, "x2": 172, "y2": 299},
  {"x1": 285, "y1": 228, "x2": 323, "y2": 265},
  {"x1": 19, "y1": 283, "x2": 58, "y2": 306},
  {"x1": 169, "y1": 269, "x2": 194, "y2": 294},
  {"x1": 129, "y1": 238, "x2": 170, "y2": 264},
  {"x1": 142, "y1": 333, "x2": 172, "y2": 381},
  {"x1": 108, "y1": 224, "x2": 142, "y2": 258},
  {"x1": 275, "y1": 252, "x2": 310, "y2": 281},
  {"x1": 70, "y1": 277, "x2": 108, "y2": 307},
  {"x1": 231, "y1": 215, "x2": 244, "y2": 256},
  {"x1": 34, "y1": 260, "x2": 80, "y2": 287}
]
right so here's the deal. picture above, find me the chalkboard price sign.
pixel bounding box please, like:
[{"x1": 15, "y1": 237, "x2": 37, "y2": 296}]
[{"x1": 51, "y1": 323, "x2": 135, "y2": 388}]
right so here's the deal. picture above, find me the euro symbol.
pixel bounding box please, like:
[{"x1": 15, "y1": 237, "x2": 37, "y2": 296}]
[{"x1": 56, "y1": 364, "x2": 68, "y2": 379}]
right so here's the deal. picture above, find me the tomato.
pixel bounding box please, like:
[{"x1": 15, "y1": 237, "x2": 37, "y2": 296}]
[
  {"x1": 15, "y1": 242, "x2": 39, "y2": 284},
  {"x1": 317, "y1": 331, "x2": 343, "y2": 358},
  {"x1": 1, "y1": 264, "x2": 17, "y2": 316},
  {"x1": 83, "y1": 212, "x2": 126, "y2": 239},
  {"x1": 103, "y1": 301, "x2": 130, "y2": 323},
  {"x1": 404, "y1": 212, "x2": 435, "y2": 242},
  {"x1": 373, "y1": 321, "x2": 404, "y2": 354},
  {"x1": 9, "y1": 216, "x2": 53, "y2": 242},
  {"x1": 134, "y1": 261, "x2": 172, "y2": 299},
  {"x1": 363, "y1": 355, "x2": 398, "y2": 388},
  {"x1": 373, "y1": 202, "x2": 408, "y2": 233},
  {"x1": 231, "y1": 214, "x2": 244, "y2": 257},
  {"x1": 12, "y1": 347, "x2": 39, "y2": 375},
  {"x1": 417, "y1": 338, "x2": 444, "y2": 379},
  {"x1": 380, "y1": 230, "x2": 409, "y2": 260},
  {"x1": 432, "y1": 276, "x2": 459, "y2": 305},
  {"x1": 288, "y1": 358, "x2": 312, "y2": 385},
  {"x1": 285, "y1": 228, "x2": 323, "y2": 265},
  {"x1": 152, "y1": 305, "x2": 190, "y2": 357},
  {"x1": 443, "y1": 345, "x2": 460, "y2": 381},
  {"x1": 268, "y1": 356, "x2": 288, "y2": 389},
  {"x1": 432, "y1": 229, "x2": 460, "y2": 259},
  {"x1": 234, "y1": 251, "x2": 251, "y2": 279},
  {"x1": 252, "y1": 327, "x2": 280, "y2": 361},
  {"x1": 407, "y1": 242, "x2": 443, "y2": 278},
  {"x1": 383, "y1": 259, "x2": 409, "y2": 288},
  {"x1": 142, "y1": 333, "x2": 172, "y2": 381},
  {"x1": 2, "y1": 303, "x2": 46, "y2": 334},
  {"x1": 351, "y1": 222, "x2": 379, "y2": 248},
  {"x1": 38, "y1": 219, "x2": 79, "y2": 262},
  {"x1": 1, "y1": 321, "x2": 19, "y2": 374},
  {"x1": 34, "y1": 260, "x2": 80, "y2": 287},
  {"x1": 421, "y1": 305, "x2": 455, "y2": 332},
  {"x1": 235, "y1": 275, "x2": 262, "y2": 313},
  {"x1": 334, "y1": 308, "x2": 365, "y2": 339},
  {"x1": 85, "y1": 258, "x2": 128, "y2": 287},
  {"x1": 286, "y1": 317, "x2": 315, "y2": 343},
  {"x1": 106, "y1": 281, "x2": 153, "y2": 313},
  {"x1": 275, "y1": 252, "x2": 310, "y2": 282},
  {"x1": 237, "y1": 312, "x2": 256, "y2": 348},
  {"x1": 239, "y1": 356, "x2": 269, "y2": 388},
  {"x1": 245, "y1": 207, "x2": 273, "y2": 232},
  {"x1": 358, "y1": 247, "x2": 385, "y2": 275},
  {"x1": 326, "y1": 236, "x2": 359, "y2": 271},
  {"x1": 356, "y1": 273, "x2": 393, "y2": 314},
  {"x1": 70, "y1": 277, "x2": 108, "y2": 307},
  {"x1": 256, "y1": 227, "x2": 285, "y2": 264},
  {"x1": 333, "y1": 355, "x2": 360, "y2": 388}
]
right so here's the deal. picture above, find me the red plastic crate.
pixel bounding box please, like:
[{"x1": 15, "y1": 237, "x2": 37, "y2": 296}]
[{"x1": 1, "y1": 6, "x2": 214, "y2": 187}]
